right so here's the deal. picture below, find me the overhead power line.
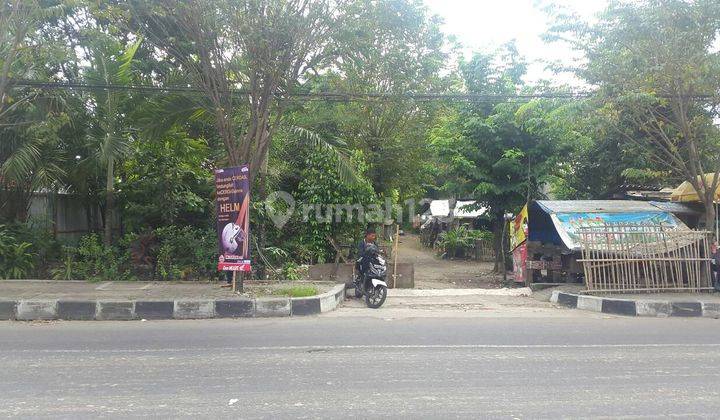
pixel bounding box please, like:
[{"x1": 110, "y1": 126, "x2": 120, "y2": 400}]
[
  {"x1": 10, "y1": 79, "x2": 594, "y2": 103},
  {"x1": 10, "y1": 80, "x2": 717, "y2": 103}
]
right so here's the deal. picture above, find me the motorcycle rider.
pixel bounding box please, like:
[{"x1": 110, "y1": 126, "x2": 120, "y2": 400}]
[{"x1": 355, "y1": 226, "x2": 377, "y2": 289}]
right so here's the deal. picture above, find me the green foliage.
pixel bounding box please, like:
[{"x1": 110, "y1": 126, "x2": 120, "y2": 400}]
[
  {"x1": 436, "y1": 226, "x2": 490, "y2": 259},
  {"x1": 74, "y1": 234, "x2": 125, "y2": 282},
  {"x1": 120, "y1": 130, "x2": 213, "y2": 231},
  {"x1": 50, "y1": 246, "x2": 77, "y2": 281},
  {"x1": 272, "y1": 285, "x2": 318, "y2": 298},
  {"x1": 151, "y1": 226, "x2": 218, "y2": 281},
  {"x1": 280, "y1": 262, "x2": 301, "y2": 281},
  {"x1": 0, "y1": 225, "x2": 35, "y2": 279}
]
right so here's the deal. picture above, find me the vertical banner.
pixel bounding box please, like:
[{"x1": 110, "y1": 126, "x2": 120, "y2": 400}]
[
  {"x1": 512, "y1": 242, "x2": 527, "y2": 283},
  {"x1": 215, "y1": 165, "x2": 251, "y2": 272}
]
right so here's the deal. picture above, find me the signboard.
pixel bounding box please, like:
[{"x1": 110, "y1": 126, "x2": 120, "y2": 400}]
[
  {"x1": 512, "y1": 242, "x2": 527, "y2": 283},
  {"x1": 510, "y1": 204, "x2": 528, "y2": 251},
  {"x1": 215, "y1": 165, "x2": 251, "y2": 272},
  {"x1": 551, "y1": 211, "x2": 684, "y2": 251}
]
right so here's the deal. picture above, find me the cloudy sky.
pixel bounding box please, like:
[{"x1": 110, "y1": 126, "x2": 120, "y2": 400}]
[{"x1": 423, "y1": 0, "x2": 609, "y2": 85}]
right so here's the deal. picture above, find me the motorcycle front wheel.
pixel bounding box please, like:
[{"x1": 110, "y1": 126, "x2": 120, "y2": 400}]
[{"x1": 365, "y1": 285, "x2": 387, "y2": 309}]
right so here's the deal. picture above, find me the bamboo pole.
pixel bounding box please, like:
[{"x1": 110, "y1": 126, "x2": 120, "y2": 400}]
[{"x1": 392, "y1": 224, "x2": 400, "y2": 289}]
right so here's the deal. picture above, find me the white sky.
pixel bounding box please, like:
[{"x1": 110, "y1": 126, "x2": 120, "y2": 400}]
[{"x1": 423, "y1": 0, "x2": 609, "y2": 86}]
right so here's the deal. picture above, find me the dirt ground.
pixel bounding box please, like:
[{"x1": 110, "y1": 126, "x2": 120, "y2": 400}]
[{"x1": 395, "y1": 234, "x2": 505, "y2": 289}]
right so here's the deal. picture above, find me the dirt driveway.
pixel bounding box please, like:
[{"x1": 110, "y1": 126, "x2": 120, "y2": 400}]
[{"x1": 395, "y1": 234, "x2": 504, "y2": 289}]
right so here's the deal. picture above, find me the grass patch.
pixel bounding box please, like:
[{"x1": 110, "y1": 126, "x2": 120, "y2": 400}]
[{"x1": 272, "y1": 285, "x2": 318, "y2": 298}]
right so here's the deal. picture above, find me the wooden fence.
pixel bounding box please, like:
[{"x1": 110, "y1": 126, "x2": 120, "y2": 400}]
[
  {"x1": 474, "y1": 239, "x2": 495, "y2": 262},
  {"x1": 577, "y1": 223, "x2": 713, "y2": 293}
]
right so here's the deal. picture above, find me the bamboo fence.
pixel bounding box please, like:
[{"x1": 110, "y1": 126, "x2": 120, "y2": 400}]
[{"x1": 577, "y1": 223, "x2": 713, "y2": 293}]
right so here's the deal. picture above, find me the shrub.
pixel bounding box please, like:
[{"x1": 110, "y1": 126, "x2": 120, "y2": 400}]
[
  {"x1": 50, "y1": 246, "x2": 77, "y2": 280},
  {"x1": 437, "y1": 227, "x2": 493, "y2": 259},
  {"x1": 0, "y1": 225, "x2": 35, "y2": 279},
  {"x1": 74, "y1": 234, "x2": 126, "y2": 282},
  {"x1": 152, "y1": 226, "x2": 218, "y2": 280}
]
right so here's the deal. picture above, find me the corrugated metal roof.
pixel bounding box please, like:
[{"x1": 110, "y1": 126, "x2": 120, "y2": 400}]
[
  {"x1": 536, "y1": 200, "x2": 661, "y2": 214},
  {"x1": 648, "y1": 201, "x2": 704, "y2": 215}
]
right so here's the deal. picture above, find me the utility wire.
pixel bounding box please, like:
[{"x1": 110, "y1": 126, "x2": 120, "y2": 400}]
[
  {"x1": 9, "y1": 79, "x2": 717, "y2": 103},
  {"x1": 10, "y1": 79, "x2": 594, "y2": 103}
]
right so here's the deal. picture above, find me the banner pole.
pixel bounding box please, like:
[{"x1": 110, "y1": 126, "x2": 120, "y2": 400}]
[
  {"x1": 232, "y1": 271, "x2": 237, "y2": 293},
  {"x1": 393, "y1": 224, "x2": 400, "y2": 288}
]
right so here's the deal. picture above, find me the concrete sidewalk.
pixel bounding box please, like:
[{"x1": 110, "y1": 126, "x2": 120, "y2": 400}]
[
  {"x1": 334, "y1": 286, "x2": 595, "y2": 319},
  {"x1": 0, "y1": 279, "x2": 333, "y2": 300},
  {"x1": 0, "y1": 280, "x2": 343, "y2": 320}
]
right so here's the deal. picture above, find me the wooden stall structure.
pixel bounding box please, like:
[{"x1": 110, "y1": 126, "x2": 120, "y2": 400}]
[{"x1": 577, "y1": 223, "x2": 713, "y2": 293}]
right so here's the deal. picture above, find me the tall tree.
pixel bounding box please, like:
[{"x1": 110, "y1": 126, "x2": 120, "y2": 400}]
[
  {"x1": 550, "y1": 0, "x2": 720, "y2": 233},
  {"x1": 130, "y1": 0, "x2": 344, "y2": 183},
  {"x1": 431, "y1": 47, "x2": 572, "y2": 270},
  {"x1": 322, "y1": 0, "x2": 448, "y2": 199},
  {"x1": 84, "y1": 38, "x2": 142, "y2": 244}
]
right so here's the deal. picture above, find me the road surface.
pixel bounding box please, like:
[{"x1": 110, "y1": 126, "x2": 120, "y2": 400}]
[{"x1": 2, "y1": 314, "x2": 720, "y2": 418}]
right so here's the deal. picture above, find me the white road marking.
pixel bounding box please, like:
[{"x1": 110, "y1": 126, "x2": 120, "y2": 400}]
[{"x1": 6, "y1": 343, "x2": 720, "y2": 353}]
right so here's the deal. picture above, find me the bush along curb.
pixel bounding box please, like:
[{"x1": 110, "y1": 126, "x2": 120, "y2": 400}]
[
  {"x1": 550, "y1": 290, "x2": 718, "y2": 318},
  {"x1": 0, "y1": 284, "x2": 345, "y2": 321}
]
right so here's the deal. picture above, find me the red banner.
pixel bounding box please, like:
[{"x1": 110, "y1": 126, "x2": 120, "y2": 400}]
[{"x1": 215, "y1": 165, "x2": 251, "y2": 272}]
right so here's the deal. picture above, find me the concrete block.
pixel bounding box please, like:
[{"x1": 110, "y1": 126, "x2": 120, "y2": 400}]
[
  {"x1": 215, "y1": 299, "x2": 254, "y2": 318},
  {"x1": 636, "y1": 301, "x2": 672, "y2": 317},
  {"x1": 387, "y1": 263, "x2": 415, "y2": 289},
  {"x1": 601, "y1": 299, "x2": 636, "y2": 316},
  {"x1": 255, "y1": 298, "x2": 291, "y2": 317},
  {"x1": 309, "y1": 263, "x2": 355, "y2": 283},
  {"x1": 0, "y1": 301, "x2": 17, "y2": 320},
  {"x1": 174, "y1": 300, "x2": 215, "y2": 319},
  {"x1": 96, "y1": 301, "x2": 134, "y2": 320},
  {"x1": 702, "y1": 302, "x2": 720, "y2": 318},
  {"x1": 135, "y1": 301, "x2": 174, "y2": 320},
  {"x1": 291, "y1": 297, "x2": 321, "y2": 316},
  {"x1": 577, "y1": 295, "x2": 602, "y2": 312},
  {"x1": 550, "y1": 290, "x2": 560, "y2": 304},
  {"x1": 57, "y1": 301, "x2": 97, "y2": 320},
  {"x1": 556, "y1": 293, "x2": 578, "y2": 308},
  {"x1": 308, "y1": 263, "x2": 415, "y2": 289},
  {"x1": 671, "y1": 302, "x2": 702, "y2": 317},
  {"x1": 16, "y1": 300, "x2": 57, "y2": 320}
]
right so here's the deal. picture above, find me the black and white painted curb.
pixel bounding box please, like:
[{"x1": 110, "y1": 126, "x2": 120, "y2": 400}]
[
  {"x1": 551, "y1": 290, "x2": 720, "y2": 318},
  {"x1": 0, "y1": 284, "x2": 345, "y2": 321}
]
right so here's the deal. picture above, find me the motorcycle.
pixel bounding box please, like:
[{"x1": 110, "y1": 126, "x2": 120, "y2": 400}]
[{"x1": 354, "y1": 243, "x2": 388, "y2": 309}]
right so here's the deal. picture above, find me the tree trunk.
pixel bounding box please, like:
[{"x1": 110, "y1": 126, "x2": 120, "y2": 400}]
[
  {"x1": 104, "y1": 155, "x2": 115, "y2": 246},
  {"x1": 704, "y1": 200, "x2": 717, "y2": 243},
  {"x1": 492, "y1": 212, "x2": 504, "y2": 273}
]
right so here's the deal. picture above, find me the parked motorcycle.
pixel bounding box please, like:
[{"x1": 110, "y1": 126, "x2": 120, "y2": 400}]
[{"x1": 354, "y1": 243, "x2": 388, "y2": 309}]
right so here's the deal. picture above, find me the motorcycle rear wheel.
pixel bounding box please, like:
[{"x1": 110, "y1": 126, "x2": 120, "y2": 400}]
[{"x1": 365, "y1": 285, "x2": 387, "y2": 309}]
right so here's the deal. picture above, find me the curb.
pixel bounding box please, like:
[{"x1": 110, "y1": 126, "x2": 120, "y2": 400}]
[
  {"x1": 550, "y1": 290, "x2": 720, "y2": 318},
  {"x1": 0, "y1": 284, "x2": 345, "y2": 321}
]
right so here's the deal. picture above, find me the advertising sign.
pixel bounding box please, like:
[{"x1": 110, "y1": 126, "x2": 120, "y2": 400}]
[
  {"x1": 215, "y1": 165, "x2": 251, "y2": 272},
  {"x1": 551, "y1": 211, "x2": 684, "y2": 251},
  {"x1": 512, "y1": 242, "x2": 527, "y2": 283},
  {"x1": 510, "y1": 204, "x2": 529, "y2": 251}
]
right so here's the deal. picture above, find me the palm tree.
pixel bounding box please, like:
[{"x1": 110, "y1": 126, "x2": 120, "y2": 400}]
[{"x1": 83, "y1": 38, "x2": 142, "y2": 245}]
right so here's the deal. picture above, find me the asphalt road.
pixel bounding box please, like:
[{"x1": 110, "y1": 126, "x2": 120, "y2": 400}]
[{"x1": 2, "y1": 316, "x2": 720, "y2": 419}]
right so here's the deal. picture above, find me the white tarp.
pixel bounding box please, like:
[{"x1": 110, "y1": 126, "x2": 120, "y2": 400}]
[
  {"x1": 453, "y1": 200, "x2": 486, "y2": 218},
  {"x1": 429, "y1": 200, "x2": 450, "y2": 217}
]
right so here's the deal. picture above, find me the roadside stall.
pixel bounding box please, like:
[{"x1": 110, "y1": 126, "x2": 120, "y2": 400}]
[
  {"x1": 509, "y1": 200, "x2": 692, "y2": 285},
  {"x1": 670, "y1": 173, "x2": 720, "y2": 242}
]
